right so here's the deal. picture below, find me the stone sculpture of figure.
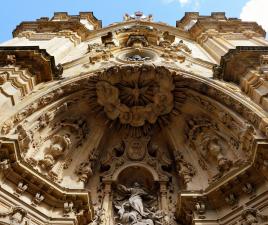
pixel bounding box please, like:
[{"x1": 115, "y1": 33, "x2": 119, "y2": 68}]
[
  {"x1": 240, "y1": 208, "x2": 268, "y2": 225},
  {"x1": 175, "y1": 152, "x2": 196, "y2": 184},
  {"x1": 207, "y1": 140, "x2": 232, "y2": 173},
  {"x1": 0, "y1": 206, "x2": 27, "y2": 225},
  {"x1": 16, "y1": 124, "x2": 32, "y2": 152},
  {"x1": 10, "y1": 207, "x2": 27, "y2": 225},
  {"x1": 89, "y1": 207, "x2": 105, "y2": 225},
  {"x1": 118, "y1": 182, "x2": 149, "y2": 217},
  {"x1": 40, "y1": 134, "x2": 71, "y2": 169},
  {"x1": 172, "y1": 40, "x2": 192, "y2": 54},
  {"x1": 75, "y1": 161, "x2": 93, "y2": 183},
  {"x1": 123, "y1": 13, "x2": 131, "y2": 21}
]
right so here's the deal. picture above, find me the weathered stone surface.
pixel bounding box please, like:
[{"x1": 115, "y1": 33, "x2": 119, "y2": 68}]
[{"x1": 0, "y1": 10, "x2": 267, "y2": 225}]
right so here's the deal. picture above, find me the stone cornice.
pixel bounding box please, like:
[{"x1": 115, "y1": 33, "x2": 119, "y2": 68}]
[
  {"x1": 0, "y1": 46, "x2": 63, "y2": 82},
  {"x1": 213, "y1": 46, "x2": 268, "y2": 83},
  {"x1": 176, "y1": 141, "x2": 268, "y2": 223},
  {"x1": 0, "y1": 138, "x2": 93, "y2": 222},
  {"x1": 13, "y1": 12, "x2": 102, "y2": 42},
  {"x1": 176, "y1": 12, "x2": 266, "y2": 40},
  {"x1": 191, "y1": 19, "x2": 266, "y2": 39},
  {"x1": 13, "y1": 21, "x2": 91, "y2": 41}
]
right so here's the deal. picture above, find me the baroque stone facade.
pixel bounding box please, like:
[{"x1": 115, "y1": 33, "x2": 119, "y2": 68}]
[{"x1": 0, "y1": 10, "x2": 268, "y2": 225}]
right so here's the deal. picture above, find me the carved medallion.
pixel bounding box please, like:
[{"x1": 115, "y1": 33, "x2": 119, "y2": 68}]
[{"x1": 124, "y1": 137, "x2": 149, "y2": 161}]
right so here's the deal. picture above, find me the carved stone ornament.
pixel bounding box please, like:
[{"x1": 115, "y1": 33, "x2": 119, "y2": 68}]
[
  {"x1": 240, "y1": 208, "x2": 268, "y2": 225},
  {"x1": 123, "y1": 11, "x2": 153, "y2": 22},
  {"x1": 126, "y1": 35, "x2": 149, "y2": 47},
  {"x1": 185, "y1": 117, "x2": 236, "y2": 181},
  {"x1": 171, "y1": 40, "x2": 192, "y2": 54},
  {"x1": 124, "y1": 137, "x2": 150, "y2": 161},
  {"x1": 75, "y1": 152, "x2": 96, "y2": 184},
  {"x1": 5, "y1": 54, "x2": 16, "y2": 65},
  {"x1": 0, "y1": 206, "x2": 27, "y2": 225},
  {"x1": 16, "y1": 124, "x2": 32, "y2": 152},
  {"x1": 159, "y1": 31, "x2": 175, "y2": 48},
  {"x1": 174, "y1": 152, "x2": 196, "y2": 184},
  {"x1": 95, "y1": 66, "x2": 174, "y2": 127},
  {"x1": 0, "y1": 72, "x2": 8, "y2": 85},
  {"x1": 114, "y1": 182, "x2": 160, "y2": 225},
  {"x1": 88, "y1": 206, "x2": 105, "y2": 225},
  {"x1": 126, "y1": 54, "x2": 151, "y2": 62},
  {"x1": 39, "y1": 134, "x2": 71, "y2": 169},
  {"x1": 63, "y1": 202, "x2": 74, "y2": 217}
]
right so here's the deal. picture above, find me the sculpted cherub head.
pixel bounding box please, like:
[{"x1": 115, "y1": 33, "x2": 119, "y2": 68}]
[
  {"x1": 207, "y1": 140, "x2": 222, "y2": 157},
  {"x1": 49, "y1": 134, "x2": 71, "y2": 157}
]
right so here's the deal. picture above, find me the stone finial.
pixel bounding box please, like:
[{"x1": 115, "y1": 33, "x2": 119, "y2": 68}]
[{"x1": 123, "y1": 11, "x2": 153, "y2": 22}]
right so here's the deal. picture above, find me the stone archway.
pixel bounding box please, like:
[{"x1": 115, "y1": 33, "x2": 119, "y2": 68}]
[{"x1": 0, "y1": 63, "x2": 267, "y2": 225}]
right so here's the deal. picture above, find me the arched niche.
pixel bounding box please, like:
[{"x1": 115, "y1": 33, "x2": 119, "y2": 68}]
[{"x1": 111, "y1": 163, "x2": 160, "y2": 185}]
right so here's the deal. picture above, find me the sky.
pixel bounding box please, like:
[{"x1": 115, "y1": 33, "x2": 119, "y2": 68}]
[{"x1": 0, "y1": 0, "x2": 268, "y2": 43}]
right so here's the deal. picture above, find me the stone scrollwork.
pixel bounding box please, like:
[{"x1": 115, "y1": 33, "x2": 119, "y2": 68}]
[
  {"x1": 87, "y1": 43, "x2": 113, "y2": 64},
  {"x1": 126, "y1": 35, "x2": 149, "y2": 48}
]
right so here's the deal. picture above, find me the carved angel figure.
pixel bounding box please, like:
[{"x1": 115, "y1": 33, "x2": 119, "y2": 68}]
[
  {"x1": 114, "y1": 182, "x2": 157, "y2": 225},
  {"x1": 89, "y1": 207, "x2": 105, "y2": 225},
  {"x1": 175, "y1": 152, "x2": 196, "y2": 184},
  {"x1": 16, "y1": 124, "x2": 32, "y2": 152},
  {"x1": 40, "y1": 134, "x2": 71, "y2": 169},
  {"x1": 75, "y1": 161, "x2": 93, "y2": 183},
  {"x1": 117, "y1": 182, "x2": 149, "y2": 217},
  {"x1": 0, "y1": 206, "x2": 27, "y2": 225},
  {"x1": 207, "y1": 140, "x2": 232, "y2": 173},
  {"x1": 240, "y1": 208, "x2": 268, "y2": 225}
]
